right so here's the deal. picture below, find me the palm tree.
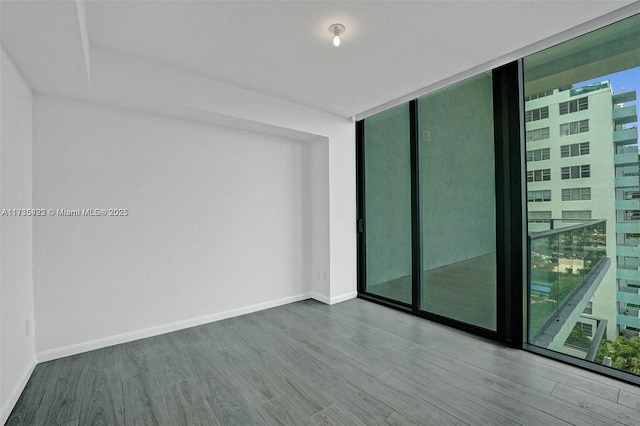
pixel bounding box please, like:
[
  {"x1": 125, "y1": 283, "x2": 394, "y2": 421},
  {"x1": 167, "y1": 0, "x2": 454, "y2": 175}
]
[
  {"x1": 611, "y1": 337, "x2": 640, "y2": 374},
  {"x1": 605, "y1": 337, "x2": 640, "y2": 375}
]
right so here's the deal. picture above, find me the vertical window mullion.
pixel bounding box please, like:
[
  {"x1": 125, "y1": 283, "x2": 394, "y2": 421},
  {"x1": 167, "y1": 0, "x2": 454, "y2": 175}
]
[
  {"x1": 492, "y1": 60, "x2": 524, "y2": 345},
  {"x1": 409, "y1": 100, "x2": 421, "y2": 312}
]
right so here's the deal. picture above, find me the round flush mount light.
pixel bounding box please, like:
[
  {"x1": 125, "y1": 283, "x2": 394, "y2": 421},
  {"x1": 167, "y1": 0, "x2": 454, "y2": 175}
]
[{"x1": 329, "y1": 23, "x2": 345, "y2": 47}]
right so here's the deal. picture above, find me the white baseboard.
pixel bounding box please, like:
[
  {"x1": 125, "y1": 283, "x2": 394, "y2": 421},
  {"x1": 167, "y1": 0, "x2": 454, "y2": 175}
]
[
  {"x1": 329, "y1": 291, "x2": 358, "y2": 305},
  {"x1": 37, "y1": 292, "x2": 313, "y2": 363},
  {"x1": 310, "y1": 291, "x2": 330, "y2": 304},
  {"x1": 307, "y1": 291, "x2": 357, "y2": 305},
  {"x1": 1, "y1": 354, "x2": 37, "y2": 426}
]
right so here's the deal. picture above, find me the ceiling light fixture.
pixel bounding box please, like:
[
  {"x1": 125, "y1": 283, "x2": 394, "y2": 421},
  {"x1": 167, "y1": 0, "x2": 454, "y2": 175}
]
[{"x1": 329, "y1": 23, "x2": 345, "y2": 47}]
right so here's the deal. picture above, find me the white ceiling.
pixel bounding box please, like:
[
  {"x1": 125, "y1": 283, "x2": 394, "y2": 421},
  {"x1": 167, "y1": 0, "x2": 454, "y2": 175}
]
[{"x1": 2, "y1": 1, "x2": 638, "y2": 118}]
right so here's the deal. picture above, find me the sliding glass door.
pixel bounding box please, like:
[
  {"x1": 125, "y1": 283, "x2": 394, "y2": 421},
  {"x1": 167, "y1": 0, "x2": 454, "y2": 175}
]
[
  {"x1": 359, "y1": 74, "x2": 499, "y2": 331},
  {"x1": 362, "y1": 103, "x2": 412, "y2": 305},
  {"x1": 418, "y1": 73, "x2": 497, "y2": 330},
  {"x1": 358, "y1": 9, "x2": 639, "y2": 385}
]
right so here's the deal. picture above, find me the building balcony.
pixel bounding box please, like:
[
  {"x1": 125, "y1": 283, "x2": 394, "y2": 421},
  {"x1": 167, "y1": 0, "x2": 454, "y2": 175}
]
[
  {"x1": 612, "y1": 90, "x2": 637, "y2": 104},
  {"x1": 617, "y1": 222, "x2": 640, "y2": 233},
  {"x1": 614, "y1": 127, "x2": 638, "y2": 146},
  {"x1": 529, "y1": 219, "x2": 608, "y2": 351},
  {"x1": 617, "y1": 244, "x2": 640, "y2": 258},
  {"x1": 625, "y1": 238, "x2": 640, "y2": 247},
  {"x1": 618, "y1": 314, "x2": 640, "y2": 329},
  {"x1": 617, "y1": 267, "x2": 640, "y2": 281},
  {"x1": 622, "y1": 165, "x2": 640, "y2": 176},
  {"x1": 613, "y1": 105, "x2": 637, "y2": 125},
  {"x1": 624, "y1": 307, "x2": 640, "y2": 318},
  {"x1": 614, "y1": 152, "x2": 639, "y2": 167},
  {"x1": 621, "y1": 257, "x2": 640, "y2": 268},
  {"x1": 618, "y1": 290, "x2": 640, "y2": 305},
  {"x1": 616, "y1": 199, "x2": 640, "y2": 211},
  {"x1": 620, "y1": 277, "x2": 640, "y2": 287},
  {"x1": 615, "y1": 176, "x2": 639, "y2": 189}
]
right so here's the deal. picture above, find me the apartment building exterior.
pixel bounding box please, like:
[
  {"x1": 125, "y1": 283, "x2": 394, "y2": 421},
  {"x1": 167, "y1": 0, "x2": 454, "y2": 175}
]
[{"x1": 526, "y1": 80, "x2": 639, "y2": 350}]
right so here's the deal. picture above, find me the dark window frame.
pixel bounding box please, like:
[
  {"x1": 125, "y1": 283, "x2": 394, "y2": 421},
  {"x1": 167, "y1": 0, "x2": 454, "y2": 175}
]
[
  {"x1": 356, "y1": 63, "x2": 523, "y2": 345},
  {"x1": 357, "y1": 12, "x2": 640, "y2": 387}
]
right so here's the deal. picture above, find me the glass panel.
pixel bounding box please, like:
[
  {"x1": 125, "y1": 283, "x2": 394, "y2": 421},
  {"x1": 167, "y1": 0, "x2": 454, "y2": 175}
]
[
  {"x1": 525, "y1": 13, "x2": 640, "y2": 377},
  {"x1": 363, "y1": 103, "x2": 412, "y2": 304},
  {"x1": 529, "y1": 221, "x2": 607, "y2": 348},
  {"x1": 418, "y1": 73, "x2": 497, "y2": 330}
]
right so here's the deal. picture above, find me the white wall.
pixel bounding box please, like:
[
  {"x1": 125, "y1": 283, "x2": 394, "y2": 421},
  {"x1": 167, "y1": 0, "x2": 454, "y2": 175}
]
[
  {"x1": 33, "y1": 95, "x2": 324, "y2": 358},
  {"x1": 87, "y1": 48, "x2": 356, "y2": 304},
  {"x1": 0, "y1": 48, "x2": 36, "y2": 425},
  {"x1": 308, "y1": 139, "x2": 331, "y2": 301}
]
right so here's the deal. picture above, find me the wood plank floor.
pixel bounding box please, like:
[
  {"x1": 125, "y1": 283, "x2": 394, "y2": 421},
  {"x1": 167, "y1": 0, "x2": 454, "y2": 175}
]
[
  {"x1": 6, "y1": 298, "x2": 640, "y2": 425},
  {"x1": 369, "y1": 253, "x2": 496, "y2": 329}
]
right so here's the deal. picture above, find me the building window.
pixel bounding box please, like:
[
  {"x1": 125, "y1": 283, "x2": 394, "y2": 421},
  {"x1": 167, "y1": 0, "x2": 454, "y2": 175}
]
[
  {"x1": 528, "y1": 190, "x2": 552, "y2": 202},
  {"x1": 560, "y1": 142, "x2": 590, "y2": 158},
  {"x1": 527, "y1": 148, "x2": 551, "y2": 162},
  {"x1": 559, "y1": 97, "x2": 589, "y2": 115},
  {"x1": 527, "y1": 169, "x2": 551, "y2": 182},
  {"x1": 526, "y1": 127, "x2": 550, "y2": 142},
  {"x1": 525, "y1": 106, "x2": 550, "y2": 122},
  {"x1": 561, "y1": 165, "x2": 590, "y2": 179},
  {"x1": 562, "y1": 210, "x2": 592, "y2": 219},
  {"x1": 625, "y1": 211, "x2": 640, "y2": 221},
  {"x1": 561, "y1": 187, "x2": 591, "y2": 201},
  {"x1": 528, "y1": 211, "x2": 552, "y2": 223},
  {"x1": 626, "y1": 191, "x2": 640, "y2": 200},
  {"x1": 583, "y1": 302, "x2": 593, "y2": 315},
  {"x1": 560, "y1": 119, "x2": 589, "y2": 136},
  {"x1": 578, "y1": 322, "x2": 594, "y2": 336}
]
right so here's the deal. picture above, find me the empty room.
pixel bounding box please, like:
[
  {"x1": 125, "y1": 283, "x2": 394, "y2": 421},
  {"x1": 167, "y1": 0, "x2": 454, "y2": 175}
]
[{"x1": 2, "y1": 1, "x2": 640, "y2": 425}]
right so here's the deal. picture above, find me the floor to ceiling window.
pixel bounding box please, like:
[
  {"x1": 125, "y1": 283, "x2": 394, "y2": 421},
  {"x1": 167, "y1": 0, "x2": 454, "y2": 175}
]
[
  {"x1": 362, "y1": 103, "x2": 412, "y2": 305},
  {"x1": 358, "y1": 72, "x2": 503, "y2": 334},
  {"x1": 524, "y1": 13, "x2": 640, "y2": 378},
  {"x1": 358, "y1": 11, "x2": 639, "y2": 383},
  {"x1": 417, "y1": 73, "x2": 497, "y2": 330}
]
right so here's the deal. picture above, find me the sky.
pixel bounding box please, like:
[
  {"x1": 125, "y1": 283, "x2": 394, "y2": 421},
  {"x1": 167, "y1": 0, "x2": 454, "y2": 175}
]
[
  {"x1": 578, "y1": 66, "x2": 639, "y2": 145},
  {"x1": 576, "y1": 67, "x2": 640, "y2": 97}
]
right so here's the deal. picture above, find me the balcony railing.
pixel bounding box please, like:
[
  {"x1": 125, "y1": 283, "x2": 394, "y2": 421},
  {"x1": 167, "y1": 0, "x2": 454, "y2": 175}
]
[
  {"x1": 528, "y1": 219, "x2": 608, "y2": 347},
  {"x1": 612, "y1": 90, "x2": 637, "y2": 105},
  {"x1": 614, "y1": 127, "x2": 638, "y2": 146},
  {"x1": 568, "y1": 81, "x2": 609, "y2": 96},
  {"x1": 613, "y1": 105, "x2": 638, "y2": 125},
  {"x1": 615, "y1": 176, "x2": 639, "y2": 189},
  {"x1": 614, "y1": 151, "x2": 638, "y2": 167},
  {"x1": 527, "y1": 218, "x2": 596, "y2": 232}
]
